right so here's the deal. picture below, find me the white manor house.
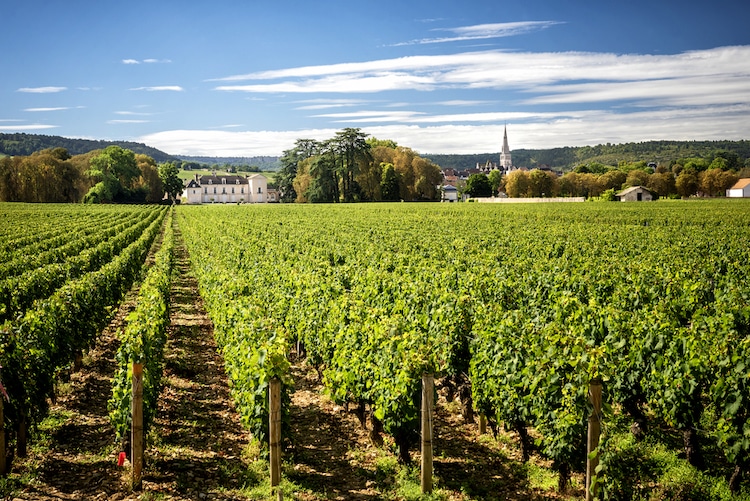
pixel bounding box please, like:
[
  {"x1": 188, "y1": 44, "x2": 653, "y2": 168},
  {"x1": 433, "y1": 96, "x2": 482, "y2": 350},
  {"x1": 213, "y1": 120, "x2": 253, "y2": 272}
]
[{"x1": 184, "y1": 173, "x2": 275, "y2": 204}]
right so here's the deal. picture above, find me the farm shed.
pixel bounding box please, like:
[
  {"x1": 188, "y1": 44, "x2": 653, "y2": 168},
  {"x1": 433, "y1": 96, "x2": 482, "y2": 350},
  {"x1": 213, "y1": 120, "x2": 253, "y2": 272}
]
[
  {"x1": 726, "y1": 178, "x2": 750, "y2": 198},
  {"x1": 616, "y1": 185, "x2": 654, "y2": 202}
]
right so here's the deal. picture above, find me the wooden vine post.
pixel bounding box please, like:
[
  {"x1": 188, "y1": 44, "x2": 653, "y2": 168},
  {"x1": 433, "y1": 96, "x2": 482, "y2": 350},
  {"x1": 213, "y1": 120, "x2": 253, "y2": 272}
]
[
  {"x1": 269, "y1": 377, "x2": 282, "y2": 495},
  {"x1": 478, "y1": 414, "x2": 487, "y2": 435},
  {"x1": 421, "y1": 373, "x2": 434, "y2": 494},
  {"x1": 586, "y1": 378, "x2": 603, "y2": 501},
  {"x1": 132, "y1": 362, "x2": 144, "y2": 490}
]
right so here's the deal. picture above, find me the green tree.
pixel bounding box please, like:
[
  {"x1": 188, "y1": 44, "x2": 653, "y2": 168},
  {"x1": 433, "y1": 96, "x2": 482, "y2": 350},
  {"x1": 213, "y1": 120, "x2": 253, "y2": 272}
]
[
  {"x1": 279, "y1": 139, "x2": 322, "y2": 203},
  {"x1": 488, "y1": 169, "x2": 502, "y2": 195},
  {"x1": 380, "y1": 163, "x2": 400, "y2": 201},
  {"x1": 84, "y1": 146, "x2": 139, "y2": 203},
  {"x1": 159, "y1": 162, "x2": 183, "y2": 203},
  {"x1": 306, "y1": 155, "x2": 338, "y2": 203},
  {"x1": 465, "y1": 173, "x2": 492, "y2": 198},
  {"x1": 332, "y1": 128, "x2": 371, "y2": 202}
]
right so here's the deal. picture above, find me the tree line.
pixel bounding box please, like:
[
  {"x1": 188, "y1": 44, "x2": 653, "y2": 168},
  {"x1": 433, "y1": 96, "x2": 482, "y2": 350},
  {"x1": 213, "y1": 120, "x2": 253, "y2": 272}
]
[
  {"x1": 276, "y1": 128, "x2": 443, "y2": 203},
  {"x1": 0, "y1": 146, "x2": 182, "y2": 204},
  {"x1": 463, "y1": 155, "x2": 750, "y2": 199}
]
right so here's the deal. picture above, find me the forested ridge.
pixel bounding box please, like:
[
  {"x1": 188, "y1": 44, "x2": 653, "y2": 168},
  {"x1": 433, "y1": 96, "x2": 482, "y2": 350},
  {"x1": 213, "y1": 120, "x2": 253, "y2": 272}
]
[
  {"x1": 427, "y1": 139, "x2": 750, "y2": 171},
  {"x1": 0, "y1": 133, "x2": 177, "y2": 164}
]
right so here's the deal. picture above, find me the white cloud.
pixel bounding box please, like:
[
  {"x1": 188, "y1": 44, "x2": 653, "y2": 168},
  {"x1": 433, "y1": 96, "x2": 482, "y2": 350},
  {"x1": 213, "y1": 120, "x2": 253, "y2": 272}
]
[
  {"x1": 210, "y1": 46, "x2": 750, "y2": 110},
  {"x1": 115, "y1": 111, "x2": 154, "y2": 116},
  {"x1": 24, "y1": 107, "x2": 70, "y2": 112},
  {"x1": 0, "y1": 124, "x2": 58, "y2": 131},
  {"x1": 107, "y1": 119, "x2": 151, "y2": 124},
  {"x1": 17, "y1": 86, "x2": 67, "y2": 93},
  {"x1": 393, "y1": 21, "x2": 563, "y2": 46},
  {"x1": 138, "y1": 103, "x2": 750, "y2": 157},
  {"x1": 129, "y1": 86, "x2": 184, "y2": 92},
  {"x1": 123, "y1": 58, "x2": 171, "y2": 64}
]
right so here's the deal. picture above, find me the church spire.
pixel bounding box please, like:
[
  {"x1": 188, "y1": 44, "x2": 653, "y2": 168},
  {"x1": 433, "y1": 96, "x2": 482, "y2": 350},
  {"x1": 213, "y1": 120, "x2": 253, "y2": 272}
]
[{"x1": 499, "y1": 124, "x2": 512, "y2": 169}]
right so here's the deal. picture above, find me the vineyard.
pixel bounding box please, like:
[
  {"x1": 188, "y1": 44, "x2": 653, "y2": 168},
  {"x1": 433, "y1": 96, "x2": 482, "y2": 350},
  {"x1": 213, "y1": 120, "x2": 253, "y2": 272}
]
[{"x1": 0, "y1": 200, "x2": 749, "y2": 500}]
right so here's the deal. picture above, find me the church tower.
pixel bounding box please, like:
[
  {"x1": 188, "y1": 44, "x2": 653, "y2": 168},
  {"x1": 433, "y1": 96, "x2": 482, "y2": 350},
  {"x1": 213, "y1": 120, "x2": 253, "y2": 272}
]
[{"x1": 499, "y1": 125, "x2": 512, "y2": 169}]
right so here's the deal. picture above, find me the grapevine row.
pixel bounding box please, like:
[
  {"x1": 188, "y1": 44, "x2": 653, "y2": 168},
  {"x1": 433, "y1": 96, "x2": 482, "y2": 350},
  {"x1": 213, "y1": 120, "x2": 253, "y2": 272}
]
[
  {"x1": 109, "y1": 208, "x2": 175, "y2": 447},
  {"x1": 0, "y1": 205, "x2": 167, "y2": 461},
  {"x1": 177, "y1": 201, "x2": 750, "y2": 493}
]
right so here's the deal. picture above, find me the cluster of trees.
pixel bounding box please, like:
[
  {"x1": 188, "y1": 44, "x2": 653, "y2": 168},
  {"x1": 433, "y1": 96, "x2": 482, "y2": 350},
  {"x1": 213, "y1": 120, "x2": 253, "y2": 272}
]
[
  {"x1": 277, "y1": 128, "x2": 443, "y2": 203},
  {"x1": 464, "y1": 153, "x2": 749, "y2": 199},
  {"x1": 0, "y1": 146, "x2": 182, "y2": 204}
]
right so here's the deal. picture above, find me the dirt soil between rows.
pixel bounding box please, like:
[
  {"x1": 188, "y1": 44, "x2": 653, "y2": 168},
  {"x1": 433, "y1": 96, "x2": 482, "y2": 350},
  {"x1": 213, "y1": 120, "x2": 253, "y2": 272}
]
[{"x1": 6, "y1": 227, "x2": 580, "y2": 500}]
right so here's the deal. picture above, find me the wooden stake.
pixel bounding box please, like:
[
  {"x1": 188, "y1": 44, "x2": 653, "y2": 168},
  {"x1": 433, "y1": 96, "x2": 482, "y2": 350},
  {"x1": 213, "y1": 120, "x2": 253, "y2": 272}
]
[
  {"x1": 17, "y1": 417, "x2": 26, "y2": 458},
  {"x1": 586, "y1": 379, "x2": 603, "y2": 501},
  {"x1": 132, "y1": 363, "x2": 144, "y2": 490},
  {"x1": 478, "y1": 414, "x2": 487, "y2": 435},
  {"x1": 269, "y1": 377, "x2": 282, "y2": 490},
  {"x1": 421, "y1": 373, "x2": 434, "y2": 494}
]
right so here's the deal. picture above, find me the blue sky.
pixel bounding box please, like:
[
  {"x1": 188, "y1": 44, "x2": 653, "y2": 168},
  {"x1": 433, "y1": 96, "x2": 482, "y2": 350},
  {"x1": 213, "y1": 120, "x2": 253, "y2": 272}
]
[{"x1": 2, "y1": 0, "x2": 749, "y2": 157}]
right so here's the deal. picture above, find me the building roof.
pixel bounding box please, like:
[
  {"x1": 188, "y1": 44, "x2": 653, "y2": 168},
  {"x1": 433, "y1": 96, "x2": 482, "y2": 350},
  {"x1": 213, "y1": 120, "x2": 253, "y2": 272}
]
[
  {"x1": 616, "y1": 185, "x2": 652, "y2": 197},
  {"x1": 729, "y1": 178, "x2": 750, "y2": 190},
  {"x1": 442, "y1": 185, "x2": 458, "y2": 191}
]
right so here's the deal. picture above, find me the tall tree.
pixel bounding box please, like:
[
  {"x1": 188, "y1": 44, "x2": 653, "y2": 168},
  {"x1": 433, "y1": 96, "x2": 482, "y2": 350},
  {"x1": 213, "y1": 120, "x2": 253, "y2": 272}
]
[
  {"x1": 332, "y1": 128, "x2": 371, "y2": 202},
  {"x1": 488, "y1": 169, "x2": 503, "y2": 195},
  {"x1": 380, "y1": 163, "x2": 400, "y2": 201},
  {"x1": 279, "y1": 139, "x2": 322, "y2": 203},
  {"x1": 158, "y1": 161, "x2": 183, "y2": 203}
]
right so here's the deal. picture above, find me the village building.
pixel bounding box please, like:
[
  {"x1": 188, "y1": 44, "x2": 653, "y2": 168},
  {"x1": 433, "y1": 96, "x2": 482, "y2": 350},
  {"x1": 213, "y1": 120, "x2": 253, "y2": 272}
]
[
  {"x1": 184, "y1": 173, "x2": 269, "y2": 204},
  {"x1": 726, "y1": 178, "x2": 750, "y2": 198},
  {"x1": 616, "y1": 185, "x2": 654, "y2": 202},
  {"x1": 441, "y1": 184, "x2": 458, "y2": 202}
]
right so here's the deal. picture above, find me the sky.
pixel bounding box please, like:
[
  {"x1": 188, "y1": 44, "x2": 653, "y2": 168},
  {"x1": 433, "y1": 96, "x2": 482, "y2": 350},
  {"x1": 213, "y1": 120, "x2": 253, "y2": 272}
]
[{"x1": 2, "y1": 0, "x2": 750, "y2": 157}]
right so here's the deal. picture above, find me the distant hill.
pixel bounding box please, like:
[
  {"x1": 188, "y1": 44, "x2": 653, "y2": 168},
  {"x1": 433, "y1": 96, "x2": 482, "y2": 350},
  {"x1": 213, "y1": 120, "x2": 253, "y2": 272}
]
[
  {"x1": 426, "y1": 140, "x2": 750, "y2": 171},
  {"x1": 0, "y1": 133, "x2": 178, "y2": 163},
  {"x1": 177, "y1": 155, "x2": 281, "y2": 171}
]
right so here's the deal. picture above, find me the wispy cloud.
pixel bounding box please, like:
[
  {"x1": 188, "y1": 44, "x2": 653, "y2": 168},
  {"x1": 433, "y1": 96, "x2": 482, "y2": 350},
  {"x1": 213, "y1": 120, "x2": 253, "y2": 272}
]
[
  {"x1": 0, "y1": 124, "x2": 58, "y2": 131},
  {"x1": 313, "y1": 110, "x2": 427, "y2": 123},
  {"x1": 107, "y1": 119, "x2": 151, "y2": 124},
  {"x1": 123, "y1": 58, "x2": 172, "y2": 64},
  {"x1": 293, "y1": 98, "x2": 369, "y2": 110},
  {"x1": 211, "y1": 46, "x2": 750, "y2": 110},
  {"x1": 393, "y1": 21, "x2": 563, "y2": 46},
  {"x1": 17, "y1": 86, "x2": 67, "y2": 93},
  {"x1": 24, "y1": 107, "x2": 70, "y2": 112},
  {"x1": 115, "y1": 111, "x2": 154, "y2": 116},
  {"x1": 129, "y1": 86, "x2": 184, "y2": 92}
]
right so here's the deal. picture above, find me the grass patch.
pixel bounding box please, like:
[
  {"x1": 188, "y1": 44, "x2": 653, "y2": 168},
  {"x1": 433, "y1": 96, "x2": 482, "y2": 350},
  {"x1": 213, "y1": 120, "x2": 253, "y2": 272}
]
[{"x1": 598, "y1": 431, "x2": 750, "y2": 501}]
